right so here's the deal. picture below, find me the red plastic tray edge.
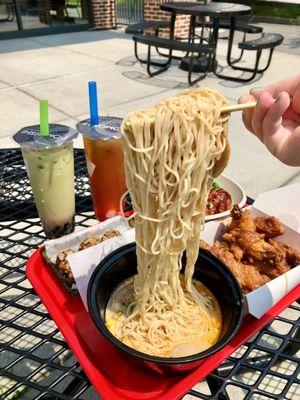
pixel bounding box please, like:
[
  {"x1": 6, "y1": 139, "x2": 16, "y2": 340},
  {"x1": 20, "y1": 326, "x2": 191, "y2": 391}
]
[
  {"x1": 26, "y1": 248, "x2": 300, "y2": 400},
  {"x1": 26, "y1": 249, "x2": 121, "y2": 400}
]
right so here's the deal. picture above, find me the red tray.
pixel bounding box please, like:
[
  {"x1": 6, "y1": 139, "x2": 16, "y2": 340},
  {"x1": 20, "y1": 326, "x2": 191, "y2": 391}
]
[{"x1": 26, "y1": 248, "x2": 299, "y2": 400}]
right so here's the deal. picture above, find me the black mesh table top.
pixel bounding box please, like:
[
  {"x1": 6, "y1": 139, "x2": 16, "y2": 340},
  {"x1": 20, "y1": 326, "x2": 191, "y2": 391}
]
[
  {"x1": 160, "y1": 2, "x2": 251, "y2": 17},
  {"x1": 0, "y1": 148, "x2": 299, "y2": 400}
]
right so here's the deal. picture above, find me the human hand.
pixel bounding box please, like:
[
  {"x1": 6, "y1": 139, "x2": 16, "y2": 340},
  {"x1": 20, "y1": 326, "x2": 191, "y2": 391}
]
[{"x1": 239, "y1": 75, "x2": 300, "y2": 167}]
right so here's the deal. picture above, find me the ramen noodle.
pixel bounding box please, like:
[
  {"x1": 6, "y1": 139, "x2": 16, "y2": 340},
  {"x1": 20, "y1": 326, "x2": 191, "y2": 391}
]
[{"x1": 106, "y1": 88, "x2": 230, "y2": 357}]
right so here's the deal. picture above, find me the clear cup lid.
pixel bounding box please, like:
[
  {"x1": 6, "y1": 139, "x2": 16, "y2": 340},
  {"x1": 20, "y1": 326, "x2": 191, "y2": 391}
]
[
  {"x1": 76, "y1": 116, "x2": 123, "y2": 140},
  {"x1": 13, "y1": 124, "x2": 78, "y2": 149}
]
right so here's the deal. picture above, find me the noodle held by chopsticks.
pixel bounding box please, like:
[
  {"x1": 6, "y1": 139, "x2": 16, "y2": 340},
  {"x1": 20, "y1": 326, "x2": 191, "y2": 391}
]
[{"x1": 116, "y1": 88, "x2": 230, "y2": 357}]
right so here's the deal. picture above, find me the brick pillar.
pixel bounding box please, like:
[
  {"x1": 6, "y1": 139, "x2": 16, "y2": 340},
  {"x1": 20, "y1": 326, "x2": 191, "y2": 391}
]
[
  {"x1": 92, "y1": 0, "x2": 116, "y2": 29},
  {"x1": 37, "y1": 0, "x2": 52, "y2": 25},
  {"x1": 144, "y1": 0, "x2": 197, "y2": 38}
]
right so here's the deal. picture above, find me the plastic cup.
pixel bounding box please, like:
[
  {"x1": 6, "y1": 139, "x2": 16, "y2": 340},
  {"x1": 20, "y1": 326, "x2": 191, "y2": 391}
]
[
  {"x1": 77, "y1": 116, "x2": 126, "y2": 221},
  {"x1": 14, "y1": 124, "x2": 78, "y2": 239}
]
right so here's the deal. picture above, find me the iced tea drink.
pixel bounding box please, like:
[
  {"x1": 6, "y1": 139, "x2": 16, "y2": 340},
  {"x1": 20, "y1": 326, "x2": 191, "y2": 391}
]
[{"x1": 77, "y1": 117, "x2": 126, "y2": 221}]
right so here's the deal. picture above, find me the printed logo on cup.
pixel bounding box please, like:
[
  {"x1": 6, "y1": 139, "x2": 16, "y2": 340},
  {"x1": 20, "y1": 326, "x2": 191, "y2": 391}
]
[
  {"x1": 13, "y1": 124, "x2": 78, "y2": 148},
  {"x1": 77, "y1": 116, "x2": 123, "y2": 140}
]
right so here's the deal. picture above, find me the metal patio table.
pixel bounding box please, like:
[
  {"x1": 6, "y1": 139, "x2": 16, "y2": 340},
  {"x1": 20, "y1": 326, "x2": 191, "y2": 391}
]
[
  {"x1": 160, "y1": 2, "x2": 251, "y2": 75},
  {"x1": 0, "y1": 148, "x2": 299, "y2": 399}
]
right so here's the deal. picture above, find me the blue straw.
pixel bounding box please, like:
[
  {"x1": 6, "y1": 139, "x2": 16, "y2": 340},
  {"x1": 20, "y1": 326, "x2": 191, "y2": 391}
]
[{"x1": 88, "y1": 81, "x2": 99, "y2": 126}]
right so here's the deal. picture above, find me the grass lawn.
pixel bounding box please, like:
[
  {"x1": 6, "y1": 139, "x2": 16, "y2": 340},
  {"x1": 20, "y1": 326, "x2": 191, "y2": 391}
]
[{"x1": 253, "y1": 3, "x2": 300, "y2": 20}]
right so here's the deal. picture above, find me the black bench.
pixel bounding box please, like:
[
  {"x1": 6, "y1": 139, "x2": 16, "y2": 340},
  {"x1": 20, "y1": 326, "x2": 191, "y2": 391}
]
[
  {"x1": 195, "y1": 18, "x2": 263, "y2": 67},
  {"x1": 215, "y1": 33, "x2": 284, "y2": 82},
  {"x1": 125, "y1": 21, "x2": 170, "y2": 35},
  {"x1": 219, "y1": 20, "x2": 263, "y2": 34},
  {"x1": 133, "y1": 35, "x2": 214, "y2": 53},
  {"x1": 133, "y1": 34, "x2": 214, "y2": 85},
  {"x1": 201, "y1": 19, "x2": 262, "y2": 34},
  {"x1": 219, "y1": 20, "x2": 263, "y2": 67},
  {"x1": 239, "y1": 33, "x2": 283, "y2": 50}
]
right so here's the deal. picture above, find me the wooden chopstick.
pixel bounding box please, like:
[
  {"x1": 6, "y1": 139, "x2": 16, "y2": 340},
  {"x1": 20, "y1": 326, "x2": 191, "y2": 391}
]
[
  {"x1": 221, "y1": 101, "x2": 257, "y2": 113},
  {"x1": 124, "y1": 102, "x2": 258, "y2": 126}
]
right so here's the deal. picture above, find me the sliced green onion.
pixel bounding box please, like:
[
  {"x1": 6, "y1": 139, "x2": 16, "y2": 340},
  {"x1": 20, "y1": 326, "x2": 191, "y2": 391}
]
[{"x1": 212, "y1": 181, "x2": 220, "y2": 189}]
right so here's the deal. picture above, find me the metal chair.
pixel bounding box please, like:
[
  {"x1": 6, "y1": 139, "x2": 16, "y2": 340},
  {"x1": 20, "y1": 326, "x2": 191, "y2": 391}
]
[
  {"x1": 0, "y1": 0, "x2": 14, "y2": 22},
  {"x1": 65, "y1": 0, "x2": 81, "y2": 19}
]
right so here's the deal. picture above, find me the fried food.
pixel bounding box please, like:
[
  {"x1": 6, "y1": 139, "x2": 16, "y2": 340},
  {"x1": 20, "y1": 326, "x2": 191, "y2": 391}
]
[
  {"x1": 200, "y1": 240, "x2": 212, "y2": 252},
  {"x1": 268, "y1": 239, "x2": 300, "y2": 268},
  {"x1": 249, "y1": 258, "x2": 291, "y2": 280},
  {"x1": 228, "y1": 242, "x2": 243, "y2": 261},
  {"x1": 255, "y1": 216, "x2": 285, "y2": 238},
  {"x1": 209, "y1": 241, "x2": 270, "y2": 293},
  {"x1": 56, "y1": 249, "x2": 75, "y2": 284},
  {"x1": 201, "y1": 206, "x2": 299, "y2": 294},
  {"x1": 55, "y1": 229, "x2": 121, "y2": 284},
  {"x1": 78, "y1": 236, "x2": 103, "y2": 250},
  {"x1": 228, "y1": 205, "x2": 256, "y2": 232},
  {"x1": 79, "y1": 229, "x2": 120, "y2": 251},
  {"x1": 223, "y1": 229, "x2": 279, "y2": 262}
]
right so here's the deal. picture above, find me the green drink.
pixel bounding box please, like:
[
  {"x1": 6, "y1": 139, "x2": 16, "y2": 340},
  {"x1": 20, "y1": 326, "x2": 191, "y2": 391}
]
[{"x1": 14, "y1": 124, "x2": 78, "y2": 238}]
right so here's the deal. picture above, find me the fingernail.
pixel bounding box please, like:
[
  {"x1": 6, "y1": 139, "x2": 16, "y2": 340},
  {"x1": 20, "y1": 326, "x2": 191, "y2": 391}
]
[{"x1": 275, "y1": 94, "x2": 281, "y2": 103}]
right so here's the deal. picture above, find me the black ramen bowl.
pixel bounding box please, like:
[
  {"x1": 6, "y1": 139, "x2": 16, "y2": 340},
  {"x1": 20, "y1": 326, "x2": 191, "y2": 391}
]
[{"x1": 87, "y1": 243, "x2": 243, "y2": 374}]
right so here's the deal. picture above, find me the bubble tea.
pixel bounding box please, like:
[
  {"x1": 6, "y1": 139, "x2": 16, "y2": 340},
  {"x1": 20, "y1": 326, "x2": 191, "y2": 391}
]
[
  {"x1": 14, "y1": 124, "x2": 78, "y2": 238},
  {"x1": 77, "y1": 116, "x2": 126, "y2": 221}
]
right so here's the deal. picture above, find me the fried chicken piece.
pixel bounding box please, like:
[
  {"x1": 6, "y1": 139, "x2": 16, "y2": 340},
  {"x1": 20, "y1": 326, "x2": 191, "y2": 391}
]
[
  {"x1": 200, "y1": 205, "x2": 300, "y2": 294},
  {"x1": 224, "y1": 230, "x2": 296, "y2": 280},
  {"x1": 218, "y1": 234, "x2": 243, "y2": 261},
  {"x1": 255, "y1": 216, "x2": 285, "y2": 238},
  {"x1": 56, "y1": 249, "x2": 75, "y2": 283},
  {"x1": 229, "y1": 243, "x2": 244, "y2": 261},
  {"x1": 79, "y1": 235, "x2": 103, "y2": 250},
  {"x1": 200, "y1": 240, "x2": 213, "y2": 252},
  {"x1": 79, "y1": 229, "x2": 121, "y2": 251},
  {"x1": 102, "y1": 229, "x2": 121, "y2": 240},
  {"x1": 250, "y1": 258, "x2": 291, "y2": 280},
  {"x1": 228, "y1": 205, "x2": 256, "y2": 232},
  {"x1": 200, "y1": 239, "x2": 242, "y2": 261},
  {"x1": 268, "y1": 239, "x2": 300, "y2": 268},
  {"x1": 223, "y1": 229, "x2": 280, "y2": 263},
  {"x1": 209, "y1": 241, "x2": 270, "y2": 293}
]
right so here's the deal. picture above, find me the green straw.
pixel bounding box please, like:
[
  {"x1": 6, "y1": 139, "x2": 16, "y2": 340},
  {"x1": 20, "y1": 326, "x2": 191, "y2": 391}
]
[{"x1": 39, "y1": 100, "x2": 49, "y2": 136}]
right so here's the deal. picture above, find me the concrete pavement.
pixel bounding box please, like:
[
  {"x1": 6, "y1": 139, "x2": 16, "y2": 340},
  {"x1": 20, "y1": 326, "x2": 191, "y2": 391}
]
[{"x1": 0, "y1": 24, "x2": 299, "y2": 198}]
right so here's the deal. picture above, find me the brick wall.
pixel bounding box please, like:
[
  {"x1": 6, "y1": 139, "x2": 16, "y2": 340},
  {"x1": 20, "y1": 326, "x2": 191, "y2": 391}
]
[
  {"x1": 144, "y1": 0, "x2": 197, "y2": 38},
  {"x1": 92, "y1": 0, "x2": 116, "y2": 29}
]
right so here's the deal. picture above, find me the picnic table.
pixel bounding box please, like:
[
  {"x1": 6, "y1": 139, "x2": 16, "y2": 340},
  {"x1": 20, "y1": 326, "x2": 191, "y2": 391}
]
[
  {"x1": 160, "y1": 1, "x2": 252, "y2": 39},
  {"x1": 0, "y1": 147, "x2": 299, "y2": 399},
  {"x1": 160, "y1": 1, "x2": 251, "y2": 74},
  {"x1": 131, "y1": 1, "x2": 282, "y2": 83}
]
